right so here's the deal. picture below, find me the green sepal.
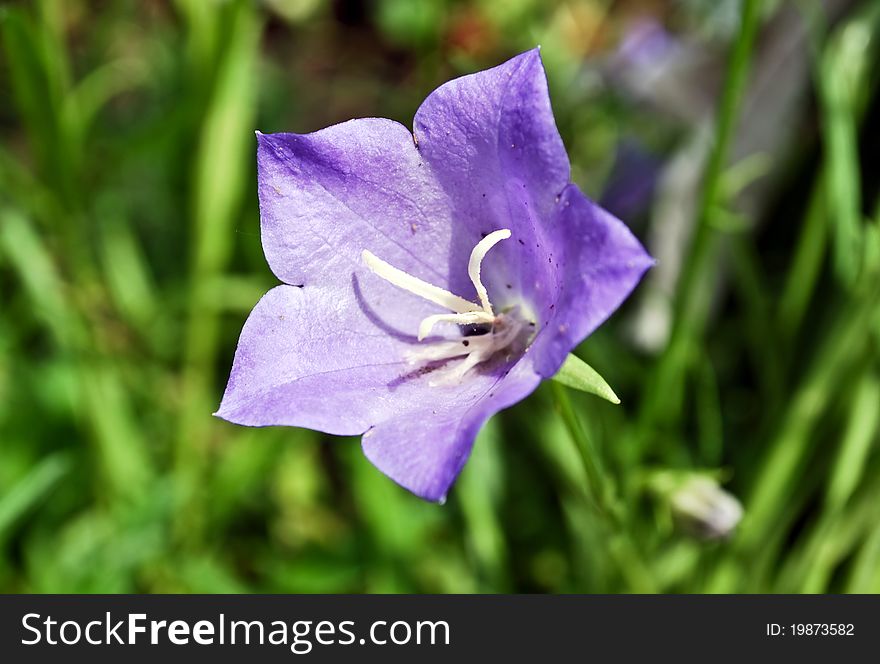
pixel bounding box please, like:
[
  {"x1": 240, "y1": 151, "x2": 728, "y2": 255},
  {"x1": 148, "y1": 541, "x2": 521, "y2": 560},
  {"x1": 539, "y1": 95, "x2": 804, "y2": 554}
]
[{"x1": 551, "y1": 353, "x2": 621, "y2": 404}]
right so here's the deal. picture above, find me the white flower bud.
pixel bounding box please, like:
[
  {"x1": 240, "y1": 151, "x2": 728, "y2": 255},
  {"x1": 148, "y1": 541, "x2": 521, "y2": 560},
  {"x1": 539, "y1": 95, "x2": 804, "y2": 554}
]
[{"x1": 670, "y1": 476, "x2": 743, "y2": 540}]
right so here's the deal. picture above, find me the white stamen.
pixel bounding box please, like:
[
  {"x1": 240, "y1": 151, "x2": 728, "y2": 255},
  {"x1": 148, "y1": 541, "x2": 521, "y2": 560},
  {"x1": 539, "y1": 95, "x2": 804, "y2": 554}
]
[
  {"x1": 418, "y1": 312, "x2": 493, "y2": 341},
  {"x1": 405, "y1": 332, "x2": 503, "y2": 364},
  {"x1": 362, "y1": 250, "x2": 481, "y2": 314},
  {"x1": 422, "y1": 315, "x2": 524, "y2": 386},
  {"x1": 429, "y1": 350, "x2": 489, "y2": 386},
  {"x1": 362, "y1": 229, "x2": 522, "y2": 385},
  {"x1": 468, "y1": 229, "x2": 511, "y2": 315}
]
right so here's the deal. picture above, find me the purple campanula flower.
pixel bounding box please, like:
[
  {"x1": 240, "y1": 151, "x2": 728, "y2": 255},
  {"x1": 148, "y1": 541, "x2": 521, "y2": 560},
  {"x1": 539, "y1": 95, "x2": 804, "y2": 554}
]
[{"x1": 215, "y1": 49, "x2": 652, "y2": 502}]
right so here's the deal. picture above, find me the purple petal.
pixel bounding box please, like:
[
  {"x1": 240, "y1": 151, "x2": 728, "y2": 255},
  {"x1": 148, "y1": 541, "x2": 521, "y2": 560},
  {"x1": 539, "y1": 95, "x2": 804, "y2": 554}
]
[
  {"x1": 362, "y1": 360, "x2": 541, "y2": 502},
  {"x1": 216, "y1": 285, "x2": 536, "y2": 462},
  {"x1": 530, "y1": 184, "x2": 654, "y2": 377},
  {"x1": 215, "y1": 285, "x2": 410, "y2": 434},
  {"x1": 614, "y1": 18, "x2": 678, "y2": 71},
  {"x1": 413, "y1": 48, "x2": 570, "y2": 310},
  {"x1": 256, "y1": 119, "x2": 456, "y2": 294}
]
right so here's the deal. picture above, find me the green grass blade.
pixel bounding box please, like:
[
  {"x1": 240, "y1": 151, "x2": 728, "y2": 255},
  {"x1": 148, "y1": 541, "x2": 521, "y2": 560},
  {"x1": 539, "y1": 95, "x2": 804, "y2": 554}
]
[{"x1": 0, "y1": 453, "x2": 71, "y2": 545}]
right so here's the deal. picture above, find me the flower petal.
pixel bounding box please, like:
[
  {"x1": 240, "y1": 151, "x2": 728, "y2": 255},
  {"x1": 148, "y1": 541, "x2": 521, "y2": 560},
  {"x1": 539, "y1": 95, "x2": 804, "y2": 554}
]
[
  {"x1": 414, "y1": 47, "x2": 569, "y2": 219},
  {"x1": 215, "y1": 285, "x2": 530, "y2": 444},
  {"x1": 361, "y1": 360, "x2": 541, "y2": 502},
  {"x1": 216, "y1": 285, "x2": 400, "y2": 433},
  {"x1": 532, "y1": 184, "x2": 654, "y2": 377},
  {"x1": 412, "y1": 49, "x2": 569, "y2": 307},
  {"x1": 256, "y1": 119, "x2": 456, "y2": 292},
  {"x1": 255, "y1": 118, "x2": 487, "y2": 365}
]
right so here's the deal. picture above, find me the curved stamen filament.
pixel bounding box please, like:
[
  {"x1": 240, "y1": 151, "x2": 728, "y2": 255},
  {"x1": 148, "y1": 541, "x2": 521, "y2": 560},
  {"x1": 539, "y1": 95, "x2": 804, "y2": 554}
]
[
  {"x1": 362, "y1": 250, "x2": 481, "y2": 314},
  {"x1": 468, "y1": 229, "x2": 511, "y2": 315},
  {"x1": 362, "y1": 229, "x2": 511, "y2": 321}
]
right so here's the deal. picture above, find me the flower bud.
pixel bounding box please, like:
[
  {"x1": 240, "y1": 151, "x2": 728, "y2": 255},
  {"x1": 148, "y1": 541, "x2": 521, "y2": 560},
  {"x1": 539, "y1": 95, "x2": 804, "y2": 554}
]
[{"x1": 670, "y1": 476, "x2": 743, "y2": 540}]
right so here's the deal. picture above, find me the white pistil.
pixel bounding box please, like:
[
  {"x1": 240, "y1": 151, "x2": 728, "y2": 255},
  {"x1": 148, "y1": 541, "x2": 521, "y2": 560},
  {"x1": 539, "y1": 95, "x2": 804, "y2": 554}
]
[
  {"x1": 467, "y1": 229, "x2": 511, "y2": 315},
  {"x1": 363, "y1": 229, "x2": 522, "y2": 384}
]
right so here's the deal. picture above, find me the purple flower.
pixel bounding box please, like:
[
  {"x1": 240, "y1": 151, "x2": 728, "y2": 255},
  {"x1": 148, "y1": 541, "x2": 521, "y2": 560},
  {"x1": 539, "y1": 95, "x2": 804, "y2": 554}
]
[{"x1": 216, "y1": 49, "x2": 652, "y2": 502}]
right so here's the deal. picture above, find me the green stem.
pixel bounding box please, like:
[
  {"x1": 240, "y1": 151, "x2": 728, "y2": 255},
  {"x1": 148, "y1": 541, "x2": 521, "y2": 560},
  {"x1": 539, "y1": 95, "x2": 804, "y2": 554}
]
[
  {"x1": 636, "y1": 0, "x2": 761, "y2": 442},
  {"x1": 677, "y1": 0, "x2": 761, "y2": 329},
  {"x1": 778, "y1": 179, "x2": 827, "y2": 338},
  {"x1": 704, "y1": 297, "x2": 877, "y2": 593},
  {"x1": 552, "y1": 383, "x2": 609, "y2": 514},
  {"x1": 551, "y1": 384, "x2": 655, "y2": 592},
  {"x1": 741, "y1": 300, "x2": 875, "y2": 553}
]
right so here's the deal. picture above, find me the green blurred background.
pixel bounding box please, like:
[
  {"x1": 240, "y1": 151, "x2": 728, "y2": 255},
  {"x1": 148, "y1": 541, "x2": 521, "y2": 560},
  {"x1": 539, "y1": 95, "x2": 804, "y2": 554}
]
[{"x1": 1, "y1": 0, "x2": 879, "y2": 593}]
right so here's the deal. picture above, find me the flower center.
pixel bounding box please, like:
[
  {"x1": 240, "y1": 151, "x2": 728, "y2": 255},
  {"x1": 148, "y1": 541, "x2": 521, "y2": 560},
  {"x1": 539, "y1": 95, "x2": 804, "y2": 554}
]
[{"x1": 362, "y1": 229, "x2": 533, "y2": 384}]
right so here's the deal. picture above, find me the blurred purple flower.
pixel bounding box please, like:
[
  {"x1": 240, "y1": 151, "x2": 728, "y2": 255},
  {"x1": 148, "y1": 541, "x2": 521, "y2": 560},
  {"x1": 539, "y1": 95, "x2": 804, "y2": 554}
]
[
  {"x1": 600, "y1": 139, "x2": 661, "y2": 220},
  {"x1": 607, "y1": 17, "x2": 714, "y2": 123},
  {"x1": 216, "y1": 49, "x2": 652, "y2": 502},
  {"x1": 615, "y1": 18, "x2": 678, "y2": 71}
]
